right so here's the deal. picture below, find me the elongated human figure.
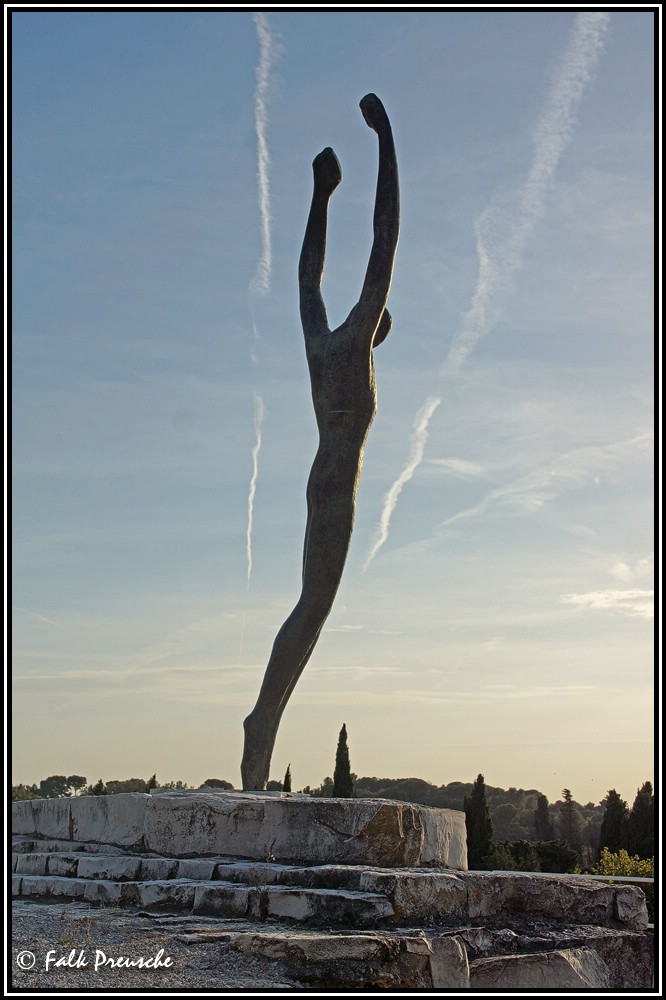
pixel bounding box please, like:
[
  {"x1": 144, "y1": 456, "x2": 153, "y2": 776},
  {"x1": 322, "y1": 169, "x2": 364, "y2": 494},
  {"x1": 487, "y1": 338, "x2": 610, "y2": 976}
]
[{"x1": 241, "y1": 93, "x2": 399, "y2": 790}]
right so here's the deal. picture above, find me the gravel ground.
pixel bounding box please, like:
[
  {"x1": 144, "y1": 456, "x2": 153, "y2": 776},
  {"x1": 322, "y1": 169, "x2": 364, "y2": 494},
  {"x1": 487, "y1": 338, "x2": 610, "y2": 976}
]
[{"x1": 11, "y1": 900, "x2": 305, "y2": 992}]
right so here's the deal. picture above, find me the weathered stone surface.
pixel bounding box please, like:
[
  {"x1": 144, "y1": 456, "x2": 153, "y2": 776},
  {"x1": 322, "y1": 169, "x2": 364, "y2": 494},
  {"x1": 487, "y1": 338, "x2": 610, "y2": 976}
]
[
  {"x1": 12, "y1": 801, "x2": 37, "y2": 837},
  {"x1": 264, "y1": 887, "x2": 394, "y2": 926},
  {"x1": 15, "y1": 853, "x2": 49, "y2": 876},
  {"x1": 15, "y1": 792, "x2": 467, "y2": 868},
  {"x1": 614, "y1": 884, "x2": 649, "y2": 929},
  {"x1": 193, "y1": 883, "x2": 251, "y2": 917},
  {"x1": 21, "y1": 874, "x2": 86, "y2": 899},
  {"x1": 135, "y1": 880, "x2": 196, "y2": 911},
  {"x1": 360, "y1": 870, "x2": 468, "y2": 923},
  {"x1": 77, "y1": 855, "x2": 142, "y2": 882},
  {"x1": 70, "y1": 793, "x2": 147, "y2": 848},
  {"x1": 46, "y1": 854, "x2": 81, "y2": 878},
  {"x1": 230, "y1": 930, "x2": 469, "y2": 988},
  {"x1": 143, "y1": 791, "x2": 467, "y2": 868},
  {"x1": 464, "y1": 873, "x2": 616, "y2": 926},
  {"x1": 470, "y1": 946, "x2": 611, "y2": 988}
]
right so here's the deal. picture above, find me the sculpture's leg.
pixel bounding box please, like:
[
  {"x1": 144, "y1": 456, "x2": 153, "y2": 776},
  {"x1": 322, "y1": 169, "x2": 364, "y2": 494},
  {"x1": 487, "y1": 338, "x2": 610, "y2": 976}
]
[{"x1": 241, "y1": 455, "x2": 360, "y2": 790}]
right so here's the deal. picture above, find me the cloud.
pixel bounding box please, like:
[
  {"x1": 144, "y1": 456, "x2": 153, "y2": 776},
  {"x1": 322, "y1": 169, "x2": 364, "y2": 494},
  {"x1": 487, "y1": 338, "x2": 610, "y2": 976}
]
[
  {"x1": 439, "y1": 431, "x2": 651, "y2": 528},
  {"x1": 560, "y1": 589, "x2": 654, "y2": 619},
  {"x1": 249, "y1": 13, "x2": 277, "y2": 297},
  {"x1": 364, "y1": 12, "x2": 610, "y2": 567},
  {"x1": 246, "y1": 392, "x2": 265, "y2": 583},
  {"x1": 363, "y1": 396, "x2": 441, "y2": 570},
  {"x1": 609, "y1": 556, "x2": 653, "y2": 584}
]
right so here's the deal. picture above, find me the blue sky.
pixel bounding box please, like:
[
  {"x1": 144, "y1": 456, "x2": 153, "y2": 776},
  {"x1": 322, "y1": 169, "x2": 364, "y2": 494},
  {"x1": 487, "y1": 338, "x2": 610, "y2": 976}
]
[{"x1": 11, "y1": 9, "x2": 654, "y2": 804}]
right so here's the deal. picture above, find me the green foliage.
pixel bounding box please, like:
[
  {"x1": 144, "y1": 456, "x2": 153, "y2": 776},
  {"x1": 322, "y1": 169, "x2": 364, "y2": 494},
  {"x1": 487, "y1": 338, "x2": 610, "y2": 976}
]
[
  {"x1": 591, "y1": 848, "x2": 654, "y2": 921},
  {"x1": 146, "y1": 773, "x2": 159, "y2": 790},
  {"x1": 12, "y1": 783, "x2": 39, "y2": 801},
  {"x1": 200, "y1": 778, "x2": 234, "y2": 789},
  {"x1": 333, "y1": 724, "x2": 354, "y2": 798},
  {"x1": 105, "y1": 778, "x2": 148, "y2": 794},
  {"x1": 266, "y1": 780, "x2": 283, "y2": 791},
  {"x1": 283, "y1": 764, "x2": 292, "y2": 793},
  {"x1": 534, "y1": 839, "x2": 580, "y2": 874},
  {"x1": 90, "y1": 779, "x2": 107, "y2": 796},
  {"x1": 464, "y1": 774, "x2": 493, "y2": 869}
]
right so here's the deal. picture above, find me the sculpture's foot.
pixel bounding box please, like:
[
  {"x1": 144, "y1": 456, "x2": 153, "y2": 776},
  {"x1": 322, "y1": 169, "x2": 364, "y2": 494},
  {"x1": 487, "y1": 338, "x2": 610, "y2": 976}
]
[
  {"x1": 359, "y1": 93, "x2": 389, "y2": 134},
  {"x1": 313, "y1": 147, "x2": 342, "y2": 195},
  {"x1": 240, "y1": 712, "x2": 275, "y2": 790}
]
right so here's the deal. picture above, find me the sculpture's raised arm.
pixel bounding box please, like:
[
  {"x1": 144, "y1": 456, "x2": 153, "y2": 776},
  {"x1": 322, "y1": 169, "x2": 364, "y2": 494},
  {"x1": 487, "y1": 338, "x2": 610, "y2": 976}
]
[{"x1": 352, "y1": 93, "x2": 400, "y2": 345}]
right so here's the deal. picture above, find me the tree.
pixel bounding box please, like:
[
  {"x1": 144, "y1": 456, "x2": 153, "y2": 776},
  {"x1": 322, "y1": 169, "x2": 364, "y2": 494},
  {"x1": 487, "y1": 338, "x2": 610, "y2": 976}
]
[
  {"x1": 201, "y1": 778, "x2": 234, "y2": 789},
  {"x1": 534, "y1": 794, "x2": 554, "y2": 840},
  {"x1": 283, "y1": 764, "x2": 292, "y2": 793},
  {"x1": 90, "y1": 779, "x2": 107, "y2": 796},
  {"x1": 39, "y1": 775, "x2": 70, "y2": 798},
  {"x1": 333, "y1": 724, "x2": 354, "y2": 798},
  {"x1": 146, "y1": 773, "x2": 159, "y2": 791},
  {"x1": 464, "y1": 774, "x2": 493, "y2": 869},
  {"x1": 597, "y1": 789, "x2": 628, "y2": 858},
  {"x1": 558, "y1": 789, "x2": 583, "y2": 858},
  {"x1": 67, "y1": 775, "x2": 87, "y2": 796},
  {"x1": 625, "y1": 782, "x2": 654, "y2": 860}
]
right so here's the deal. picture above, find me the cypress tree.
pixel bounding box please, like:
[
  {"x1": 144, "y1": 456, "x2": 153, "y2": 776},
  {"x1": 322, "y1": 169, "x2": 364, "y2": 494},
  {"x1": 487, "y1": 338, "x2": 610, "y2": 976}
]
[
  {"x1": 333, "y1": 724, "x2": 354, "y2": 798},
  {"x1": 464, "y1": 774, "x2": 493, "y2": 869},
  {"x1": 283, "y1": 764, "x2": 292, "y2": 793},
  {"x1": 558, "y1": 789, "x2": 583, "y2": 858},
  {"x1": 626, "y1": 781, "x2": 654, "y2": 859},
  {"x1": 597, "y1": 789, "x2": 628, "y2": 857},
  {"x1": 534, "y1": 794, "x2": 554, "y2": 840}
]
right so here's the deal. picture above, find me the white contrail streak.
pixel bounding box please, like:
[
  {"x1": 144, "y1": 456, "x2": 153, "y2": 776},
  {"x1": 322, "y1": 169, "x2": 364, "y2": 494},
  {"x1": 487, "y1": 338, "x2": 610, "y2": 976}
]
[
  {"x1": 246, "y1": 392, "x2": 265, "y2": 584},
  {"x1": 250, "y1": 12, "x2": 275, "y2": 297},
  {"x1": 441, "y1": 11, "x2": 610, "y2": 377},
  {"x1": 363, "y1": 396, "x2": 441, "y2": 571},
  {"x1": 364, "y1": 12, "x2": 609, "y2": 569}
]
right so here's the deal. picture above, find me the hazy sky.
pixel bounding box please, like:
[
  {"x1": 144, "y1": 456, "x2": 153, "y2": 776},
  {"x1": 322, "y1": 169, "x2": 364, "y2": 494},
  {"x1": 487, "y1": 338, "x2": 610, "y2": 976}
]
[{"x1": 11, "y1": 9, "x2": 654, "y2": 804}]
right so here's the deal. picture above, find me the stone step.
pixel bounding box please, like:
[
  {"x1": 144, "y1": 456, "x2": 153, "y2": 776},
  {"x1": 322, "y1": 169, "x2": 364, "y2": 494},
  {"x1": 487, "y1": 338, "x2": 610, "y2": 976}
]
[
  {"x1": 11, "y1": 846, "x2": 649, "y2": 932},
  {"x1": 12, "y1": 874, "x2": 395, "y2": 926}
]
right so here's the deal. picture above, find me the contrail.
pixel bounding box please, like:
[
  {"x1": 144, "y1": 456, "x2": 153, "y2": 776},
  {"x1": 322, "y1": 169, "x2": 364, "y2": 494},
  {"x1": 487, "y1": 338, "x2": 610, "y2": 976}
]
[
  {"x1": 364, "y1": 12, "x2": 610, "y2": 569},
  {"x1": 246, "y1": 392, "x2": 265, "y2": 584},
  {"x1": 250, "y1": 12, "x2": 276, "y2": 297},
  {"x1": 363, "y1": 396, "x2": 441, "y2": 571}
]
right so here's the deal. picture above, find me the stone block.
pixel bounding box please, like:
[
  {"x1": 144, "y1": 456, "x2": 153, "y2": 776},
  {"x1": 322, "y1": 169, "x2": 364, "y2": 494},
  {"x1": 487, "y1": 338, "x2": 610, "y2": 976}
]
[
  {"x1": 193, "y1": 882, "x2": 250, "y2": 917},
  {"x1": 464, "y1": 873, "x2": 614, "y2": 925},
  {"x1": 12, "y1": 875, "x2": 22, "y2": 896},
  {"x1": 470, "y1": 946, "x2": 611, "y2": 988},
  {"x1": 15, "y1": 853, "x2": 49, "y2": 876},
  {"x1": 136, "y1": 880, "x2": 196, "y2": 911},
  {"x1": 230, "y1": 930, "x2": 469, "y2": 988},
  {"x1": 177, "y1": 858, "x2": 219, "y2": 880},
  {"x1": 613, "y1": 885, "x2": 649, "y2": 929},
  {"x1": 429, "y1": 935, "x2": 470, "y2": 988},
  {"x1": 76, "y1": 855, "x2": 142, "y2": 881},
  {"x1": 143, "y1": 790, "x2": 466, "y2": 867},
  {"x1": 12, "y1": 802, "x2": 37, "y2": 837},
  {"x1": 70, "y1": 793, "x2": 148, "y2": 847},
  {"x1": 34, "y1": 798, "x2": 72, "y2": 840},
  {"x1": 21, "y1": 875, "x2": 86, "y2": 899},
  {"x1": 137, "y1": 857, "x2": 179, "y2": 881},
  {"x1": 360, "y1": 870, "x2": 467, "y2": 923},
  {"x1": 46, "y1": 854, "x2": 81, "y2": 878}
]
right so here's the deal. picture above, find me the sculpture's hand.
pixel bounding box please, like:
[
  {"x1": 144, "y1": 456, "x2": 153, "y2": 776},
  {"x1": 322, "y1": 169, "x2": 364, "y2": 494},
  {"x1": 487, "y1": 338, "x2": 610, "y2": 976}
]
[
  {"x1": 313, "y1": 147, "x2": 342, "y2": 196},
  {"x1": 359, "y1": 93, "x2": 390, "y2": 134}
]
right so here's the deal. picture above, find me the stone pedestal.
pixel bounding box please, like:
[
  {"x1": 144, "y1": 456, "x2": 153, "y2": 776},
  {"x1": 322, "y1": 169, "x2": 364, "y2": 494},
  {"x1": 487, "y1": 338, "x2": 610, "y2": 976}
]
[{"x1": 12, "y1": 790, "x2": 468, "y2": 869}]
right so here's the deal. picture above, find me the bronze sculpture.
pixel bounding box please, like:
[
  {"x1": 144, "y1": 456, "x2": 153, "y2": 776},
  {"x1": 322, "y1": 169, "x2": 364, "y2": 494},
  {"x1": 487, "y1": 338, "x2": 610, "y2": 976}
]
[{"x1": 241, "y1": 93, "x2": 399, "y2": 790}]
